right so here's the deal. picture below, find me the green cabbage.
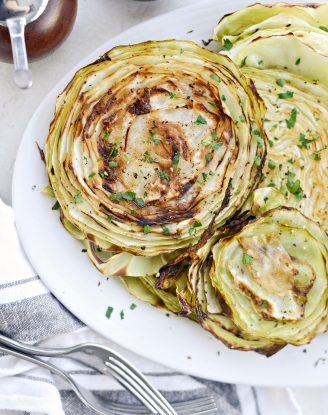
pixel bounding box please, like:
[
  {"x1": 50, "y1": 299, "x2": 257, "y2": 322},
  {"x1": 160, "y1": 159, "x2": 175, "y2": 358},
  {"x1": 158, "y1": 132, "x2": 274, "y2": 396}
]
[{"x1": 45, "y1": 39, "x2": 265, "y2": 275}]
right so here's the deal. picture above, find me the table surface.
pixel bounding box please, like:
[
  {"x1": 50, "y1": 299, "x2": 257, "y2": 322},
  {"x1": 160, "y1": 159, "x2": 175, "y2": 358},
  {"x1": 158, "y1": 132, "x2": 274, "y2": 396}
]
[
  {"x1": 0, "y1": 1, "x2": 323, "y2": 413},
  {"x1": 0, "y1": 0, "x2": 199, "y2": 205}
]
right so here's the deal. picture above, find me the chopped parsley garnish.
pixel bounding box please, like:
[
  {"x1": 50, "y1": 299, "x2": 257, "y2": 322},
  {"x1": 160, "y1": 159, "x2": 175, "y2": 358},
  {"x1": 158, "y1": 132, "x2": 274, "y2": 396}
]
[
  {"x1": 83, "y1": 156, "x2": 88, "y2": 165},
  {"x1": 223, "y1": 38, "x2": 233, "y2": 51},
  {"x1": 168, "y1": 92, "x2": 177, "y2": 99},
  {"x1": 211, "y1": 131, "x2": 218, "y2": 140},
  {"x1": 239, "y1": 114, "x2": 246, "y2": 123},
  {"x1": 135, "y1": 197, "x2": 145, "y2": 207},
  {"x1": 268, "y1": 140, "x2": 274, "y2": 148},
  {"x1": 205, "y1": 152, "x2": 212, "y2": 164},
  {"x1": 242, "y1": 253, "x2": 253, "y2": 265},
  {"x1": 111, "y1": 191, "x2": 137, "y2": 201},
  {"x1": 81, "y1": 248, "x2": 87, "y2": 253},
  {"x1": 286, "y1": 108, "x2": 297, "y2": 129},
  {"x1": 310, "y1": 152, "x2": 321, "y2": 161},
  {"x1": 143, "y1": 225, "x2": 151, "y2": 235},
  {"x1": 109, "y1": 144, "x2": 118, "y2": 158},
  {"x1": 252, "y1": 128, "x2": 261, "y2": 136},
  {"x1": 156, "y1": 169, "x2": 171, "y2": 181},
  {"x1": 268, "y1": 159, "x2": 276, "y2": 170},
  {"x1": 52, "y1": 201, "x2": 60, "y2": 210},
  {"x1": 88, "y1": 172, "x2": 96, "y2": 178},
  {"x1": 221, "y1": 95, "x2": 226, "y2": 102},
  {"x1": 143, "y1": 151, "x2": 156, "y2": 164},
  {"x1": 99, "y1": 170, "x2": 109, "y2": 179},
  {"x1": 107, "y1": 215, "x2": 113, "y2": 222},
  {"x1": 287, "y1": 158, "x2": 295, "y2": 164},
  {"x1": 74, "y1": 191, "x2": 83, "y2": 204},
  {"x1": 103, "y1": 130, "x2": 110, "y2": 141},
  {"x1": 189, "y1": 221, "x2": 202, "y2": 235},
  {"x1": 295, "y1": 58, "x2": 301, "y2": 66},
  {"x1": 150, "y1": 132, "x2": 160, "y2": 145},
  {"x1": 257, "y1": 137, "x2": 264, "y2": 147},
  {"x1": 278, "y1": 91, "x2": 294, "y2": 99},
  {"x1": 130, "y1": 303, "x2": 137, "y2": 310},
  {"x1": 120, "y1": 310, "x2": 125, "y2": 320},
  {"x1": 122, "y1": 191, "x2": 136, "y2": 201},
  {"x1": 173, "y1": 152, "x2": 180, "y2": 165},
  {"x1": 105, "y1": 306, "x2": 114, "y2": 319},
  {"x1": 287, "y1": 171, "x2": 304, "y2": 201},
  {"x1": 210, "y1": 74, "x2": 221, "y2": 83},
  {"x1": 255, "y1": 155, "x2": 262, "y2": 167},
  {"x1": 195, "y1": 115, "x2": 207, "y2": 125},
  {"x1": 298, "y1": 133, "x2": 316, "y2": 149},
  {"x1": 202, "y1": 172, "x2": 208, "y2": 182},
  {"x1": 276, "y1": 79, "x2": 286, "y2": 87},
  {"x1": 261, "y1": 300, "x2": 268, "y2": 309},
  {"x1": 240, "y1": 56, "x2": 247, "y2": 68},
  {"x1": 212, "y1": 142, "x2": 223, "y2": 150},
  {"x1": 162, "y1": 226, "x2": 170, "y2": 235},
  {"x1": 108, "y1": 161, "x2": 118, "y2": 168},
  {"x1": 320, "y1": 25, "x2": 328, "y2": 32},
  {"x1": 201, "y1": 139, "x2": 211, "y2": 147},
  {"x1": 111, "y1": 192, "x2": 124, "y2": 200},
  {"x1": 208, "y1": 101, "x2": 220, "y2": 108}
]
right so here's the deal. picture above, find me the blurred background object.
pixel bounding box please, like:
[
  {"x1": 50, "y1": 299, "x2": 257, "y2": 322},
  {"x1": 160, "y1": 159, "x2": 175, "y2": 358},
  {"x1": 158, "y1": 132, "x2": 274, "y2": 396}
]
[{"x1": 0, "y1": 0, "x2": 77, "y2": 63}]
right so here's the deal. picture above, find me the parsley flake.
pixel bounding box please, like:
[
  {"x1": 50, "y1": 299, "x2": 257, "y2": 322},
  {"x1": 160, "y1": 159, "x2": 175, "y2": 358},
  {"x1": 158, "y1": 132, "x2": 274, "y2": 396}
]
[
  {"x1": 287, "y1": 171, "x2": 304, "y2": 201},
  {"x1": 156, "y1": 169, "x2": 171, "y2": 181},
  {"x1": 173, "y1": 152, "x2": 180, "y2": 165},
  {"x1": 242, "y1": 253, "x2": 253, "y2": 265},
  {"x1": 210, "y1": 74, "x2": 221, "y2": 83},
  {"x1": 268, "y1": 159, "x2": 276, "y2": 170},
  {"x1": 278, "y1": 91, "x2": 294, "y2": 99},
  {"x1": 212, "y1": 142, "x2": 223, "y2": 150},
  {"x1": 286, "y1": 108, "x2": 297, "y2": 129},
  {"x1": 105, "y1": 306, "x2": 114, "y2": 319},
  {"x1": 135, "y1": 197, "x2": 145, "y2": 207},
  {"x1": 143, "y1": 225, "x2": 151, "y2": 235},
  {"x1": 255, "y1": 155, "x2": 262, "y2": 167},
  {"x1": 276, "y1": 79, "x2": 286, "y2": 87},
  {"x1": 189, "y1": 221, "x2": 202, "y2": 235},
  {"x1": 162, "y1": 226, "x2": 170, "y2": 235},
  {"x1": 150, "y1": 132, "x2": 160, "y2": 145},
  {"x1": 108, "y1": 161, "x2": 118, "y2": 168},
  {"x1": 195, "y1": 115, "x2": 207, "y2": 125},
  {"x1": 52, "y1": 201, "x2": 60, "y2": 210},
  {"x1": 223, "y1": 38, "x2": 233, "y2": 51},
  {"x1": 74, "y1": 191, "x2": 83, "y2": 204}
]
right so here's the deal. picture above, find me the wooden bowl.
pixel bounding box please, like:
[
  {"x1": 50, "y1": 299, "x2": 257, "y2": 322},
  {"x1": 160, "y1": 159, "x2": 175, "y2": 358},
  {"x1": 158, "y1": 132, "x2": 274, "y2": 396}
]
[{"x1": 0, "y1": 0, "x2": 78, "y2": 63}]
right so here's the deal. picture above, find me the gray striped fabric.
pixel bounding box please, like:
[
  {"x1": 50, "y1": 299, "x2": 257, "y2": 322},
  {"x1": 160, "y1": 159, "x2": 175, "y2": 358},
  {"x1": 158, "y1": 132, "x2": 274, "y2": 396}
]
[
  {"x1": 0, "y1": 200, "x2": 246, "y2": 415},
  {"x1": 0, "y1": 281, "x2": 242, "y2": 414}
]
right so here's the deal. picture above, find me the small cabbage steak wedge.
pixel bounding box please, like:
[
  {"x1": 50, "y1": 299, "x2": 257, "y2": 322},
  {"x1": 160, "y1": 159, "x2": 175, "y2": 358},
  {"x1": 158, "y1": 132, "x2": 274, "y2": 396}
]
[{"x1": 186, "y1": 207, "x2": 328, "y2": 355}]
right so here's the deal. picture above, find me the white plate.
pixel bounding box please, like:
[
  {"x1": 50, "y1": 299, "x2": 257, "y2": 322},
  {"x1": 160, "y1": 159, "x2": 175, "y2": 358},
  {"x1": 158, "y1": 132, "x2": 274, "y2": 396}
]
[{"x1": 12, "y1": 0, "x2": 328, "y2": 387}]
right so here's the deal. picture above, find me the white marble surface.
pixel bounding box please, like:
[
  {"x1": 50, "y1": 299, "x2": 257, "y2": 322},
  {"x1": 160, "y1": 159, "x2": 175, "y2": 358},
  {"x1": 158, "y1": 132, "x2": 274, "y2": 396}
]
[{"x1": 0, "y1": 0, "x2": 200, "y2": 204}]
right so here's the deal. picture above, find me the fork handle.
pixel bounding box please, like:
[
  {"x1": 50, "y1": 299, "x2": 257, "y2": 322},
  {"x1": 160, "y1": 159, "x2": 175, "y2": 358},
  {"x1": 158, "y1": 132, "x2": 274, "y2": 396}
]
[
  {"x1": 0, "y1": 332, "x2": 70, "y2": 356},
  {"x1": 0, "y1": 344, "x2": 117, "y2": 415}
]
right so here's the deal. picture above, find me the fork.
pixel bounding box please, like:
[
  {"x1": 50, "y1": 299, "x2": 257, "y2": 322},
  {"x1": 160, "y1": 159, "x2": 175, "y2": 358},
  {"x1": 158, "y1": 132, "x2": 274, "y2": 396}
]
[
  {"x1": 94, "y1": 395, "x2": 217, "y2": 415},
  {"x1": 0, "y1": 333, "x2": 177, "y2": 415},
  {"x1": 0, "y1": 339, "x2": 218, "y2": 415}
]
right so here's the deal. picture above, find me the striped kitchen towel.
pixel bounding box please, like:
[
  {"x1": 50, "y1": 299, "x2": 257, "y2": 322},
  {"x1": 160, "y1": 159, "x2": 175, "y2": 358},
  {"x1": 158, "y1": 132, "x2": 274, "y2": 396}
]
[{"x1": 0, "y1": 199, "x2": 301, "y2": 415}]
